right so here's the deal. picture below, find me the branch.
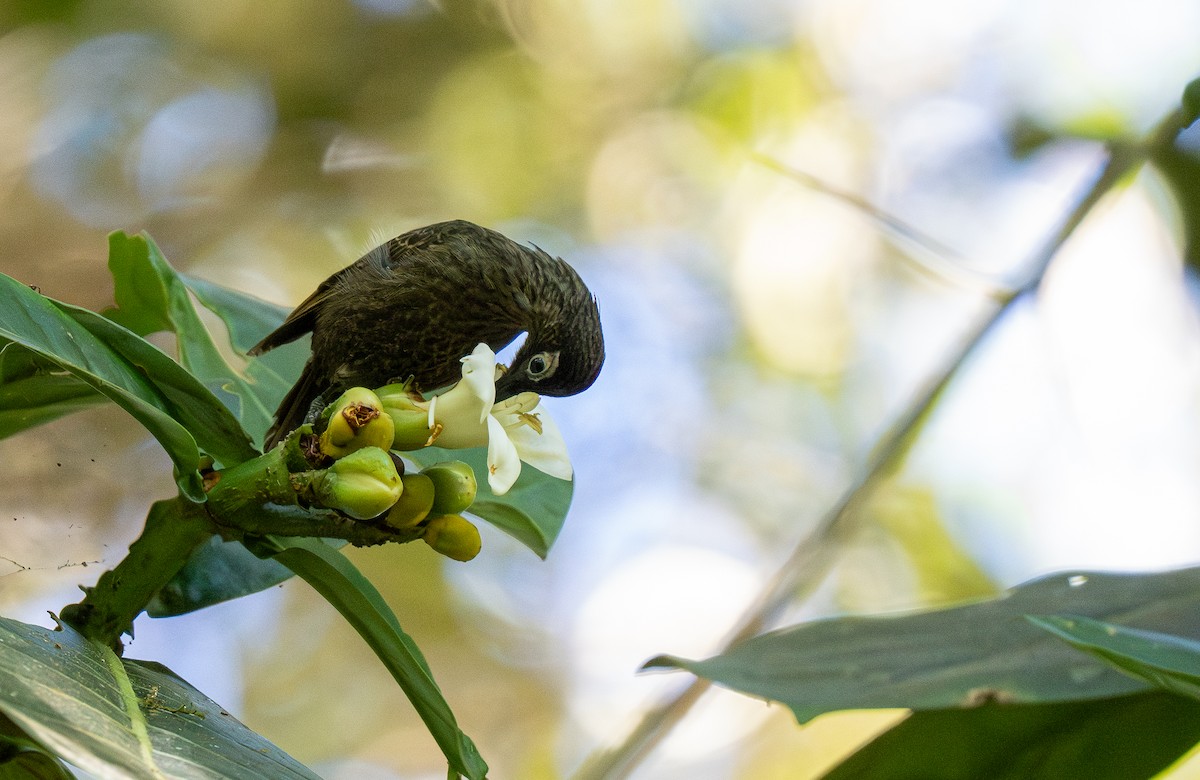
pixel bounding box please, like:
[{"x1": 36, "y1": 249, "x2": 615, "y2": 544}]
[
  {"x1": 59, "y1": 440, "x2": 423, "y2": 648},
  {"x1": 575, "y1": 109, "x2": 1186, "y2": 780}
]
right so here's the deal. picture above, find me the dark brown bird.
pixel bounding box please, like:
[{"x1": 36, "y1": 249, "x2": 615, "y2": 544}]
[{"x1": 250, "y1": 220, "x2": 604, "y2": 449}]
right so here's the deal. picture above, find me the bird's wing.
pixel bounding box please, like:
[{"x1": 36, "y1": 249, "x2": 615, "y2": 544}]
[
  {"x1": 246, "y1": 242, "x2": 393, "y2": 356},
  {"x1": 246, "y1": 284, "x2": 328, "y2": 355}
]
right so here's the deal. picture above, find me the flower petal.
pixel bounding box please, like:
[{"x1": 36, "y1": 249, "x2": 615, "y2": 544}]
[
  {"x1": 503, "y1": 402, "x2": 573, "y2": 481},
  {"x1": 486, "y1": 414, "x2": 522, "y2": 495},
  {"x1": 460, "y1": 343, "x2": 497, "y2": 423}
]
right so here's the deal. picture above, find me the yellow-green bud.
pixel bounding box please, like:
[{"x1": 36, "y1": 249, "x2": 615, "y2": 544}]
[
  {"x1": 314, "y1": 447, "x2": 402, "y2": 519},
  {"x1": 377, "y1": 383, "x2": 434, "y2": 450},
  {"x1": 319, "y1": 387, "x2": 395, "y2": 458},
  {"x1": 422, "y1": 514, "x2": 482, "y2": 561},
  {"x1": 382, "y1": 472, "x2": 437, "y2": 530},
  {"x1": 421, "y1": 460, "x2": 478, "y2": 515}
]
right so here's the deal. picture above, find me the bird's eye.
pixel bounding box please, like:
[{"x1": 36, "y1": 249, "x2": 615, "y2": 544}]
[{"x1": 526, "y1": 351, "x2": 558, "y2": 381}]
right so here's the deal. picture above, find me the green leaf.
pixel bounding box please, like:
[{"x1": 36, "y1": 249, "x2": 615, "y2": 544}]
[
  {"x1": 0, "y1": 714, "x2": 74, "y2": 780},
  {"x1": 644, "y1": 567, "x2": 1200, "y2": 723},
  {"x1": 105, "y1": 231, "x2": 281, "y2": 447},
  {"x1": 822, "y1": 691, "x2": 1200, "y2": 780},
  {"x1": 181, "y1": 272, "x2": 305, "y2": 433},
  {"x1": 408, "y1": 447, "x2": 573, "y2": 559},
  {"x1": 0, "y1": 369, "x2": 104, "y2": 439},
  {"x1": 0, "y1": 273, "x2": 205, "y2": 499},
  {"x1": 0, "y1": 616, "x2": 320, "y2": 780},
  {"x1": 1149, "y1": 114, "x2": 1200, "y2": 274},
  {"x1": 0, "y1": 341, "x2": 106, "y2": 437},
  {"x1": 258, "y1": 536, "x2": 489, "y2": 780},
  {"x1": 61, "y1": 303, "x2": 258, "y2": 468},
  {"x1": 145, "y1": 533, "x2": 309, "y2": 618},
  {"x1": 1029, "y1": 614, "x2": 1200, "y2": 701},
  {"x1": 179, "y1": 273, "x2": 292, "y2": 355},
  {"x1": 1182, "y1": 75, "x2": 1200, "y2": 128}
]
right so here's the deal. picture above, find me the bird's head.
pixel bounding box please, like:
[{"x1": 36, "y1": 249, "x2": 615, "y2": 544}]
[{"x1": 494, "y1": 289, "x2": 604, "y2": 401}]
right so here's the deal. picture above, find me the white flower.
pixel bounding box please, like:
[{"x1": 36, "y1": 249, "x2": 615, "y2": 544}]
[{"x1": 424, "y1": 344, "x2": 572, "y2": 495}]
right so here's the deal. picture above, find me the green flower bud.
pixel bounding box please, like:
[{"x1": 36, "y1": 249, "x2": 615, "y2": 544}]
[
  {"x1": 319, "y1": 387, "x2": 395, "y2": 458},
  {"x1": 377, "y1": 383, "x2": 435, "y2": 450},
  {"x1": 314, "y1": 447, "x2": 402, "y2": 519},
  {"x1": 422, "y1": 514, "x2": 482, "y2": 561},
  {"x1": 382, "y1": 472, "x2": 437, "y2": 530},
  {"x1": 421, "y1": 460, "x2": 478, "y2": 515}
]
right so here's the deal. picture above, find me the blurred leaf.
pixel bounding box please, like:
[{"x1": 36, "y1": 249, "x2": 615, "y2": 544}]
[
  {"x1": 0, "y1": 714, "x2": 74, "y2": 780},
  {"x1": 644, "y1": 567, "x2": 1200, "y2": 723},
  {"x1": 867, "y1": 484, "x2": 997, "y2": 605},
  {"x1": 1006, "y1": 116, "x2": 1059, "y2": 159},
  {"x1": 1182, "y1": 75, "x2": 1200, "y2": 128},
  {"x1": 1029, "y1": 614, "x2": 1200, "y2": 701},
  {"x1": 408, "y1": 446, "x2": 573, "y2": 559},
  {"x1": 425, "y1": 54, "x2": 570, "y2": 219},
  {"x1": 822, "y1": 691, "x2": 1200, "y2": 780},
  {"x1": 259, "y1": 536, "x2": 489, "y2": 780},
  {"x1": 105, "y1": 231, "x2": 280, "y2": 447},
  {"x1": 146, "y1": 535, "x2": 291, "y2": 617},
  {"x1": 0, "y1": 617, "x2": 319, "y2": 779},
  {"x1": 1149, "y1": 108, "x2": 1200, "y2": 273},
  {"x1": 684, "y1": 49, "x2": 815, "y2": 145},
  {"x1": 0, "y1": 273, "x2": 205, "y2": 499}
]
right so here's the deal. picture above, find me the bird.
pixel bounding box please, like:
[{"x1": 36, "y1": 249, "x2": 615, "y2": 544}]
[{"x1": 249, "y1": 220, "x2": 605, "y2": 449}]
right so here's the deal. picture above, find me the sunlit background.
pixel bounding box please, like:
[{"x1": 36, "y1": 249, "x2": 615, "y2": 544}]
[{"x1": 2, "y1": 0, "x2": 1200, "y2": 777}]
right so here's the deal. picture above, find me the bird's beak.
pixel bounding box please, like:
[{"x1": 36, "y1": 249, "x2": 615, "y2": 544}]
[{"x1": 493, "y1": 363, "x2": 520, "y2": 402}]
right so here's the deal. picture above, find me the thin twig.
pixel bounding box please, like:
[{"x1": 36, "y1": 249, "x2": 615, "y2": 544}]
[
  {"x1": 574, "y1": 110, "x2": 1183, "y2": 780},
  {"x1": 748, "y1": 151, "x2": 1008, "y2": 297}
]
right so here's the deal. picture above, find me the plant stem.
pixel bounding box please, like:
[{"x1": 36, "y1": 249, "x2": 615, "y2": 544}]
[
  {"x1": 574, "y1": 110, "x2": 1185, "y2": 780},
  {"x1": 60, "y1": 446, "x2": 421, "y2": 648}
]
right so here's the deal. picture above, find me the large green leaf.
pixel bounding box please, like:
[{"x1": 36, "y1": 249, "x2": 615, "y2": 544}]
[
  {"x1": 0, "y1": 617, "x2": 319, "y2": 780},
  {"x1": 0, "y1": 237, "x2": 261, "y2": 467},
  {"x1": 645, "y1": 567, "x2": 1200, "y2": 723},
  {"x1": 181, "y1": 272, "x2": 303, "y2": 434},
  {"x1": 0, "y1": 274, "x2": 206, "y2": 499},
  {"x1": 259, "y1": 536, "x2": 489, "y2": 780},
  {"x1": 105, "y1": 231, "x2": 281, "y2": 447},
  {"x1": 822, "y1": 691, "x2": 1200, "y2": 780},
  {"x1": 61, "y1": 303, "x2": 257, "y2": 468},
  {"x1": 1029, "y1": 614, "x2": 1200, "y2": 700},
  {"x1": 409, "y1": 446, "x2": 573, "y2": 559}
]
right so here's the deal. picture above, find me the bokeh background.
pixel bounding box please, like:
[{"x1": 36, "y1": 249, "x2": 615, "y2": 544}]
[{"x1": 2, "y1": 0, "x2": 1200, "y2": 777}]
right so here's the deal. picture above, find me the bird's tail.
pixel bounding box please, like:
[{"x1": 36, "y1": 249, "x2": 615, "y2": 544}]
[{"x1": 262, "y1": 357, "x2": 321, "y2": 450}]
